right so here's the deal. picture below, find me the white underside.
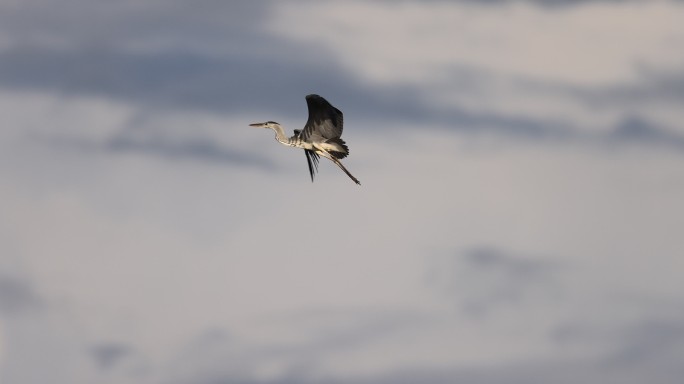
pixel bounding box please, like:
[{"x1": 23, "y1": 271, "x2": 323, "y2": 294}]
[
  {"x1": 313, "y1": 142, "x2": 341, "y2": 153},
  {"x1": 279, "y1": 139, "x2": 340, "y2": 154}
]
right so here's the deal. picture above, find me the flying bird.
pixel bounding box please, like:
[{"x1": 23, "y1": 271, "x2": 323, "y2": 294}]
[{"x1": 250, "y1": 94, "x2": 360, "y2": 185}]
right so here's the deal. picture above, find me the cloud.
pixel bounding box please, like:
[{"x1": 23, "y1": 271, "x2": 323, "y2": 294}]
[
  {"x1": 162, "y1": 308, "x2": 427, "y2": 383},
  {"x1": 168, "y1": 317, "x2": 684, "y2": 384},
  {"x1": 428, "y1": 247, "x2": 561, "y2": 315},
  {"x1": 89, "y1": 343, "x2": 133, "y2": 371},
  {"x1": 445, "y1": 0, "x2": 665, "y2": 6},
  {"x1": 0, "y1": 49, "x2": 594, "y2": 152},
  {"x1": 605, "y1": 320, "x2": 684, "y2": 372},
  {"x1": 2, "y1": 0, "x2": 682, "y2": 147},
  {"x1": 0, "y1": 1, "x2": 367, "y2": 119},
  {"x1": 0, "y1": 0, "x2": 273, "y2": 49},
  {"x1": 606, "y1": 116, "x2": 684, "y2": 149},
  {"x1": 0, "y1": 45, "x2": 338, "y2": 115},
  {"x1": 0, "y1": 276, "x2": 42, "y2": 315},
  {"x1": 163, "y1": 322, "x2": 684, "y2": 384},
  {"x1": 562, "y1": 70, "x2": 684, "y2": 107},
  {"x1": 101, "y1": 133, "x2": 276, "y2": 169},
  {"x1": 0, "y1": 44, "x2": 571, "y2": 139}
]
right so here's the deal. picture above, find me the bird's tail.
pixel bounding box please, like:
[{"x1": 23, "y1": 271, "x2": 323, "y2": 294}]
[
  {"x1": 325, "y1": 138, "x2": 349, "y2": 159},
  {"x1": 331, "y1": 157, "x2": 361, "y2": 185}
]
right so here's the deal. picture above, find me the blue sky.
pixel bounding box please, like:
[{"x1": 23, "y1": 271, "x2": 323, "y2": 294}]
[{"x1": 1, "y1": 1, "x2": 684, "y2": 383}]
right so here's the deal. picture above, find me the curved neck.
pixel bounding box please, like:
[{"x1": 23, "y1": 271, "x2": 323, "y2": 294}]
[
  {"x1": 269, "y1": 125, "x2": 294, "y2": 146},
  {"x1": 270, "y1": 125, "x2": 289, "y2": 144}
]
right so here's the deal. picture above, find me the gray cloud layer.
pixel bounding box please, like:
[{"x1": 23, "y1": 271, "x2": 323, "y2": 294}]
[
  {"x1": 2, "y1": 0, "x2": 682, "y2": 145},
  {"x1": 0, "y1": 276, "x2": 42, "y2": 315}
]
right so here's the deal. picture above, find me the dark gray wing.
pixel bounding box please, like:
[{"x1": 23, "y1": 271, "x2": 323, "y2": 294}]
[
  {"x1": 300, "y1": 94, "x2": 344, "y2": 142},
  {"x1": 304, "y1": 149, "x2": 320, "y2": 182}
]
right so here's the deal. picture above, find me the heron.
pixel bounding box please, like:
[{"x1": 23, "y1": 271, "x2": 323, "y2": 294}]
[{"x1": 250, "y1": 94, "x2": 360, "y2": 185}]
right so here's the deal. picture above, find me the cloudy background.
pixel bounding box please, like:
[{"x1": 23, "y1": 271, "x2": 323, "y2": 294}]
[{"x1": 1, "y1": 0, "x2": 684, "y2": 383}]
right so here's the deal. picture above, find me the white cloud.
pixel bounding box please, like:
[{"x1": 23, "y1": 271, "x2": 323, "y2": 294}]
[
  {"x1": 269, "y1": 1, "x2": 684, "y2": 132},
  {"x1": 270, "y1": 0, "x2": 684, "y2": 85}
]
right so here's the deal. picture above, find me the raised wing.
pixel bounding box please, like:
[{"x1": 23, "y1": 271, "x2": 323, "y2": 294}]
[{"x1": 300, "y1": 94, "x2": 344, "y2": 142}]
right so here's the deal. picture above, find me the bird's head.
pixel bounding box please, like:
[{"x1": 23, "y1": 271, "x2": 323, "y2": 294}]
[{"x1": 249, "y1": 121, "x2": 280, "y2": 130}]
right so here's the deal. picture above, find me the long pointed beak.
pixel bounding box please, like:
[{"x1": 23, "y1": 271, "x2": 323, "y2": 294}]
[{"x1": 249, "y1": 122, "x2": 264, "y2": 128}]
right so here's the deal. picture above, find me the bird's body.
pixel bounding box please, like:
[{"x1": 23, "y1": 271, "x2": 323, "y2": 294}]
[{"x1": 250, "y1": 94, "x2": 360, "y2": 185}]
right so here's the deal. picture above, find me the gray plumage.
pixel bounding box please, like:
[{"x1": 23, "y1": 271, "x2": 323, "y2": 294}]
[{"x1": 250, "y1": 94, "x2": 360, "y2": 185}]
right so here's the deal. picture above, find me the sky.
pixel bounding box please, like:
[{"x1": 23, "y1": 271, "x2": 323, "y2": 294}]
[{"x1": 1, "y1": 0, "x2": 684, "y2": 383}]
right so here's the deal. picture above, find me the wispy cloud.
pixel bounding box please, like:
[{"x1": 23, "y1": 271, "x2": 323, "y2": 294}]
[
  {"x1": 89, "y1": 343, "x2": 134, "y2": 371},
  {"x1": 1, "y1": 0, "x2": 683, "y2": 149},
  {"x1": 428, "y1": 247, "x2": 561, "y2": 315},
  {"x1": 606, "y1": 116, "x2": 684, "y2": 149},
  {"x1": 0, "y1": 275, "x2": 42, "y2": 315}
]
